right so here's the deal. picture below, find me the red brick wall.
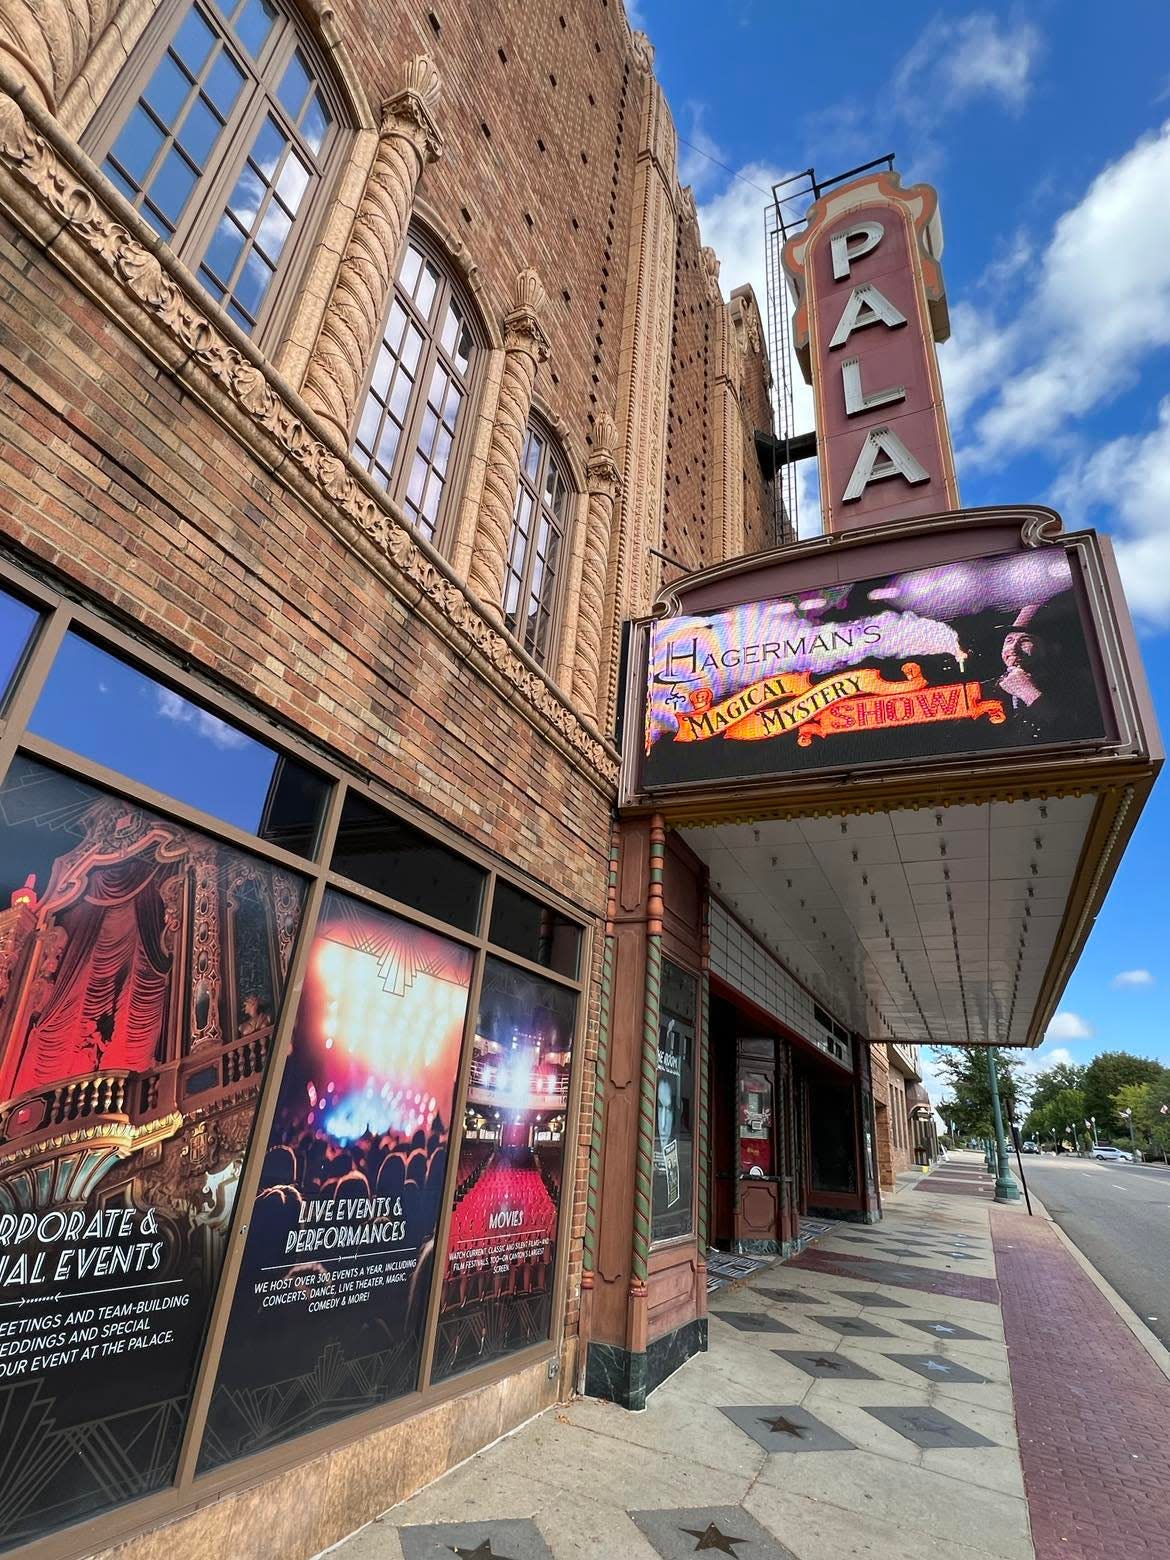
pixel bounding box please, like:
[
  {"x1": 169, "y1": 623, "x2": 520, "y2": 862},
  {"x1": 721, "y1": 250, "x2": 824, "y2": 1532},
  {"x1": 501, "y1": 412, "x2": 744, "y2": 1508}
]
[{"x1": 662, "y1": 215, "x2": 712, "y2": 575}]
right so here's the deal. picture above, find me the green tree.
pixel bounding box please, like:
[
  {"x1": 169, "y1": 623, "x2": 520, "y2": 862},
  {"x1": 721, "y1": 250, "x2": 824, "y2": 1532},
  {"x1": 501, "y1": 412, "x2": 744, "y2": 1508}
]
[
  {"x1": 933, "y1": 1047, "x2": 1025, "y2": 1138},
  {"x1": 1027, "y1": 1061, "x2": 1087, "y2": 1117},
  {"x1": 1113, "y1": 1079, "x2": 1170, "y2": 1160},
  {"x1": 1025, "y1": 1088, "x2": 1086, "y2": 1147},
  {"x1": 1082, "y1": 1052, "x2": 1165, "y2": 1135}
]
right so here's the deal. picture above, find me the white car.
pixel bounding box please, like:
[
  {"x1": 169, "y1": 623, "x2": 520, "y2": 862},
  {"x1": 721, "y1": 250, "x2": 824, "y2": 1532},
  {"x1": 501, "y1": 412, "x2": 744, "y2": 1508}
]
[{"x1": 1090, "y1": 1145, "x2": 1133, "y2": 1162}]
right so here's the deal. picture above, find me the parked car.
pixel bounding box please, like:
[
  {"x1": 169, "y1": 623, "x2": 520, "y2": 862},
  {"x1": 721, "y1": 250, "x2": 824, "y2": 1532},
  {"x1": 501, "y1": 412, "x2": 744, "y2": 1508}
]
[
  {"x1": 1090, "y1": 1145, "x2": 1133, "y2": 1162},
  {"x1": 1021, "y1": 1141, "x2": 1040, "y2": 1154}
]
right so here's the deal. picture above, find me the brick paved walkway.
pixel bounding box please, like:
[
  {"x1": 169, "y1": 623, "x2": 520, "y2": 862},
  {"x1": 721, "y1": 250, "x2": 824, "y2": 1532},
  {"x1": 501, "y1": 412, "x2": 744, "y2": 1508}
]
[{"x1": 991, "y1": 1210, "x2": 1170, "y2": 1558}]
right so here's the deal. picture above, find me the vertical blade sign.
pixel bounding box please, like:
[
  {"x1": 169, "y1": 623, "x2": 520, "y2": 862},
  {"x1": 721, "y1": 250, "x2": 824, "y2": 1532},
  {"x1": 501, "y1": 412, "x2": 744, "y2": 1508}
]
[{"x1": 782, "y1": 171, "x2": 960, "y2": 534}]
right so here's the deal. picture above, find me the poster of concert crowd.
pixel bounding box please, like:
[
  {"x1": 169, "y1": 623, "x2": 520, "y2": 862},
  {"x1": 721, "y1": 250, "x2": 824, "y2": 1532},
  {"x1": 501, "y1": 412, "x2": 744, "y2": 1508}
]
[
  {"x1": 201, "y1": 889, "x2": 473, "y2": 1466},
  {"x1": 432, "y1": 957, "x2": 577, "y2": 1382},
  {"x1": 642, "y1": 548, "x2": 1109, "y2": 790},
  {"x1": 0, "y1": 757, "x2": 305, "y2": 1545}
]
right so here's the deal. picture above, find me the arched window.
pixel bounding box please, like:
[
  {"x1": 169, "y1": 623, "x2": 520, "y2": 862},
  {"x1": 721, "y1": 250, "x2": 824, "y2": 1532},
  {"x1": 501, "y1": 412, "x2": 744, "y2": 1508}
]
[
  {"x1": 352, "y1": 233, "x2": 480, "y2": 545},
  {"x1": 87, "y1": 0, "x2": 347, "y2": 340},
  {"x1": 503, "y1": 423, "x2": 572, "y2": 667}
]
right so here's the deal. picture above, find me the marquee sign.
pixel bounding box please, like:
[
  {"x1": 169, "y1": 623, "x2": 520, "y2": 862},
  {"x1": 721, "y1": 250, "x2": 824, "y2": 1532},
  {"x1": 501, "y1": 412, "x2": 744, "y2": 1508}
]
[{"x1": 634, "y1": 544, "x2": 1112, "y2": 794}]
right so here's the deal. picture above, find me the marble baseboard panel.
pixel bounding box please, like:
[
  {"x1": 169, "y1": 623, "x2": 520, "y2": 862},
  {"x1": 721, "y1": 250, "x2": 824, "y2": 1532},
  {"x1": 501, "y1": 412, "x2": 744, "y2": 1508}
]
[
  {"x1": 805, "y1": 1203, "x2": 881, "y2": 1225},
  {"x1": 584, "y1": 1318, "x2": 707, "y2": 1411}
]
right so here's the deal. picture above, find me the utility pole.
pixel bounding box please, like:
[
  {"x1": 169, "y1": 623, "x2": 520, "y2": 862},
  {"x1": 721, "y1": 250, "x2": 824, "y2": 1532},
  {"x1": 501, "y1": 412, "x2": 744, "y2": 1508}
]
[{"x1": 987, "y1": 1050, "x2": 1020, "y2": 1202}]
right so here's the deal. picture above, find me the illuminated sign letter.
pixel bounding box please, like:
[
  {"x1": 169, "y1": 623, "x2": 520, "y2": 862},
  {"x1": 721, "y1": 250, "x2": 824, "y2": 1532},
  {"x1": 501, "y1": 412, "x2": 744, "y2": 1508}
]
[
  {"x1": 842, "y1": 427, "x2": 929, "y2": 502},
  {"x1": 830, "y1": 220, "x2": 885, "y2": 280},
  {"x1": 829, "y1": 284, "x2": 908, "y2": 350},
  {"x1": 842, "y1": 357, "x2": 905, "y2": 417}
]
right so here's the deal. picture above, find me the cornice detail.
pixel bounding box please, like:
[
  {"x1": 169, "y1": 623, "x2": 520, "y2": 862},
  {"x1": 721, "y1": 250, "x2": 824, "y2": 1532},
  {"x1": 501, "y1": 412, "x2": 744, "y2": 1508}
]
[{"x1": 0, "y1": 90, "x2": 617, "y2": 789}]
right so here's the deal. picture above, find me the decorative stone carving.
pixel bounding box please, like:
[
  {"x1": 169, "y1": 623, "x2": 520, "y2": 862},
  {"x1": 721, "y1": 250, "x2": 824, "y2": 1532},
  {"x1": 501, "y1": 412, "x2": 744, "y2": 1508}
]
[
  {"x1": 701, "y1": 245, "x2": 721, "y2": 297},
  {"x1": 0, "y1": 91, "x2": 616, "y2": 785},
  {"x1": 0, "y1": 0, "x2": 121, "y2": 114},
  {"x1": 301, "y1": 55, "x2": 443, "y2": 441},
  {"x1": 467, "y1": 267, "x2": 550, "y2": 615},
  {"x1": 572, "y1": 413, "x2": 623, "y2": 722},
  {"x1": 629, "y1": 30, "x2": 655, "y2": 74}
]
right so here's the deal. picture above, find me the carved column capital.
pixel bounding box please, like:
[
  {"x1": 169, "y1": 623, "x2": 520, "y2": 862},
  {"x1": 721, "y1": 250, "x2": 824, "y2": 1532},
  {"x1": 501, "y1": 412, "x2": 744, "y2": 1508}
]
[
  {"x1": 585, "y1": 412, "x2": 622, "y2": 500},
  {"x1": 301, "y1": 54, "x2": 443, "y2": 441},
  {"x1": 468, "y1": 269, "x2": 549, "y2": 616}
]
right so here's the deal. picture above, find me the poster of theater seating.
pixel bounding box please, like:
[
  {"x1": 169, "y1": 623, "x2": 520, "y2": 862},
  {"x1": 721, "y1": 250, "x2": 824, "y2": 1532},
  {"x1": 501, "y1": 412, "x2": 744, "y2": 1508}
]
[
  {"x1": 642, "y1": 548, "x2": 1110, "y2": 790},
  {"x1": 200, "y1": 890, "x2": 472, "y2": 1466},
  {"x1": 432, "y1": 957, "x2": 576, "y2": 1382},
  {"x1": 0, "y1": 757, "x2": 305, "y2": 1548}
]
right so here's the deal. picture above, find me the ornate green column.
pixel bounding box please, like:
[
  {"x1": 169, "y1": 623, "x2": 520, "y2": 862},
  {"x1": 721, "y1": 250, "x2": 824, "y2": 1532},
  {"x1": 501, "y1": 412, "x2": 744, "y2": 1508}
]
[{"x1": 987, "y1": 1051, "x2": 1020, "y2": 1202}]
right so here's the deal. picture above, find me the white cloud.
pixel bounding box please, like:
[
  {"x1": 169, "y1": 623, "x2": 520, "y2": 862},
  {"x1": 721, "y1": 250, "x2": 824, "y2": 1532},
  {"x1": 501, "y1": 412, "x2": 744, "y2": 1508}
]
[
  {"x1": 1113, "y1": 969, "x2": 1155, "y2": 988},
  {"x1": 1045, "y1": 1011, "x2": 1094, "y2": 1041},
  {"x1": 894, "y1": 12, "x2": 1042, "y2": 116},
  {"x1": 677, "y1": 103, "x2": 727, "y2": 198},
  {"x1": 155, "y1": 687, "x2": 249, "y2": 751}
]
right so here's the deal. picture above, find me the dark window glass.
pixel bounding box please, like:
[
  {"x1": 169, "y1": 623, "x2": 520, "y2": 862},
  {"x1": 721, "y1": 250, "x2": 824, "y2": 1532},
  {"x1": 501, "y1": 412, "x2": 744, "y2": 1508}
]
[
  {"x1": 432, "y1": 956, "x2": 578, "y2": 1382},
  {"x1": 0, "y1": 755, "x2": 307, "y2": 1546},
  {"x1": 502, "y1": 426, "x2": 570, "y2": 667},
  {"x1": 489, "y1": 879, "x2": 580, "y2": 978},
  {"x1": 0, "y1": 587, "x2": 39, "y2": 707},
  {"x1": 28, "y1": 634, "x2": 327, "y2": 854},
  {"x1": 330, "y1": 790, "x2": 485, "y2": 933}
]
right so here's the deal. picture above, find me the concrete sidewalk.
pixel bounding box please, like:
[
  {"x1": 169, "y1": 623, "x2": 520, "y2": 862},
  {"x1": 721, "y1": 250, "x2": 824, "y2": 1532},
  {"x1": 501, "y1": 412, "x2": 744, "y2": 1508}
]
[{"x1": 322, "y1": 1154, "x2": 1170, "y2": 1560}]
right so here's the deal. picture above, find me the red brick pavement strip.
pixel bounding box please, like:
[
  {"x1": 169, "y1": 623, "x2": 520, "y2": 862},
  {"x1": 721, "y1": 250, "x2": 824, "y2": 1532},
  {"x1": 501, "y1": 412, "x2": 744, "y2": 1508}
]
[
  {"x1": 992, "y1": 1210, "x2": 1170, "y2": 1558},
  {"x1": 789, "y1": 1246, "x2": 999, "y2": 1302}
]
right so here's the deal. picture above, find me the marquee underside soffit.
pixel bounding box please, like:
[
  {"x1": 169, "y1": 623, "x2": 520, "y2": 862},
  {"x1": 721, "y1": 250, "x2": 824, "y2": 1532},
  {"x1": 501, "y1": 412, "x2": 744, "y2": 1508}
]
[{"x1": 682, "y1": 792, "x2": 1099, "y2": 1049}]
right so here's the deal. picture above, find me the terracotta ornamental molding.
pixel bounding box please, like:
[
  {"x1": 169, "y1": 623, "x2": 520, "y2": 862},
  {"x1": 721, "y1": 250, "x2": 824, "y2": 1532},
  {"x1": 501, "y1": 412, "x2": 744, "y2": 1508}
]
[
  {"x1": 571, "y1": 412, "x2": 623, "y2": 723},
  {"x1": 301, "y1": 54, "x2": 443, "y2": 441},
  {"x1": 467, "y1": 267, "x2": 551, "y2": 614},
  {"x1": 0, "y1": 86, "x2": 618, "y2": 789}
]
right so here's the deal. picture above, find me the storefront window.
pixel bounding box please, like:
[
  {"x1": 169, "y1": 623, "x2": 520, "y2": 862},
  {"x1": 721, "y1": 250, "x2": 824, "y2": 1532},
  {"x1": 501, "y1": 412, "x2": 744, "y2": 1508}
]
[
  {"x1": 652, "y1": 961, "x2": 696, "y2": 1242},
  {"x1": 29, "y1": 634, "x2": 329, "y2": 855},
  {"x1": 0, "y1": 756, "x2": 306, "y2": 1547},
  {"x1": 0, "y1": 586, "x2": 39, "y2": 708},
  {"x1": 330, "y1": 789, "x2": 485, "y2": 933},
  {"x1": 488, "y1": 879, "x2": 580, "y2": 978},
  {"x1": 431, "y1": 957, "x2": 577, "y2": 1382},
  {"x1": 809, "y1": 1076, "x2": 858, "y2": 1193},
  {"x1": 199, "y1": 889, "x2": 473, "y2": 1466}
]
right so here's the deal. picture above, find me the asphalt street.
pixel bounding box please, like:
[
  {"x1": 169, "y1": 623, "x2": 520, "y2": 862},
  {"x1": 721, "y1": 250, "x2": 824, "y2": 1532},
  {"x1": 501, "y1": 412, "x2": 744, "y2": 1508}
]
[{"x1": 1016, "y1": 1154, "x2": 1170, "y2": 1350}]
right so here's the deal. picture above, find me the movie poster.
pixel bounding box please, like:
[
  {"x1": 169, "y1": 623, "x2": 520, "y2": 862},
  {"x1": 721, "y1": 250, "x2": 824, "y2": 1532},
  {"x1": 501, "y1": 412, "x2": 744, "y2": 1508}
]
[
  {"x1": 652, "y1": 962, "x2": 696, "y2": 1243},
  {"x1": 200, "y1": 890, "x2": 471, "y2": 1467},
  {"x1": 643, "y1": 548, "x2": 1110, "y2": 789},
  {"x1": 431, "y1": 958, "x2": 576, "y2": 1383},
  {"x1": 0, "y1": 757, "x2": 305, "y2": 1548}
]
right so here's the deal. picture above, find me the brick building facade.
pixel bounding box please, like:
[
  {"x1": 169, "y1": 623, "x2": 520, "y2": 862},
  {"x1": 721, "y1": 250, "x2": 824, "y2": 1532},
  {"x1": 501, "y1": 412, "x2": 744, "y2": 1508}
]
[{"x1": 0, "y1": 2, "x2": 790, "y2": 1557}]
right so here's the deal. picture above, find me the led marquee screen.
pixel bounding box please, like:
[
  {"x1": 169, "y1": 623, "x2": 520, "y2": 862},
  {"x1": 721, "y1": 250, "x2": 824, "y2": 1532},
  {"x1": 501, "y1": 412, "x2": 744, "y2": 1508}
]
[{"x1": 641, "y1": 548, "x2": 1110, "y2": 790}]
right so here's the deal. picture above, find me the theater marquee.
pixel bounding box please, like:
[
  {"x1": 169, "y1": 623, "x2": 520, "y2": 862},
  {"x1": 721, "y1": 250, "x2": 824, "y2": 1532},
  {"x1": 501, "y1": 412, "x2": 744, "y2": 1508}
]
[{"x1": 621, "y1": 515, "x2": 1152, "y2": 809}]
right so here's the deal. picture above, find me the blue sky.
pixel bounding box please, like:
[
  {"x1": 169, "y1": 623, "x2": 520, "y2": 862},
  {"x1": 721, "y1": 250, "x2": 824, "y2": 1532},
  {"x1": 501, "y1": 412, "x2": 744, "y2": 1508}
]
[{"x1": 634, "y1": 0, "x2": 1169, "y2": 1083}]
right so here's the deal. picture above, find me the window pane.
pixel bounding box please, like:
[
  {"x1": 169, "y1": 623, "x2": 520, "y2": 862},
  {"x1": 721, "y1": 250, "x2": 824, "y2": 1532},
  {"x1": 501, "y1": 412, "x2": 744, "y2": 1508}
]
[
  {"x1": 0, "y1": 587, "x2": 38, "y2": 705},
  {"x1": 205, "y1": 49, "x2": 246, "y2": 114},
  {"x1": 29, "y1": 634, "x2": 328, "y2": 853},
  {"x1": 109, "y1": 104, "x2": 165, "y2": 184},
  {"x1": 178, "y1": 96, "x2": 223, "y2": 166},
  {"x1": 354, "y1": 393, "x2": 381, "y2": 456},
  {"x1": 489, "y1": 880, "x2": 581, "y2": 978},
  {"x1": 232, "y1": 248, "x2": 273, "y2": 317},
  {"x1": 388, "y1": 367, "x2": 412, "y2": 421},
  {"x1": 143, "y1": 53, "x2": 191, "y2": 126},
  {"x1": 0, "y1": 754, "x2": 307, "y2": 1546},
  {"x1": 524, "y1": 432, "x2": 542, "y2": 480},
  {"x1": 415, "y1": 261, "x2": 438, "y2": 318},
  {"x1": 256, "y1": 198, "x2": 292, "y2": 260},
  {"x1": 432, "y1": 956, "x2": 578, "y2": 1383},
  {"x1": 233, "y1": 0, "x2": 277, "y2": 57},
  {"x1": 398, "y1": 244, "x2": 422, "y2": 295},
  {"x1": 276, "y1": 149, "x2": 310, "y2": 211},
  {"x1": 174, "y1": 6, "x2": 217, "y2": 72},
  {"x1": 149, "y1": 145, "x2": 198, "y2": 225},
  {"x1": 302, "y1": 92, "x2": 330, "y2": 154},
  {"x1": 228, "y1": 162, "x2": 265, "y2": 224},
  {"x1": 199, "y1": 889, "x2": 472, "y2": 1466},
  {"x1": 330, "y1": 790, "x2": 486, "y2": 932},
  {"x1": 440, "y1": 302, "x2": 460, "y2": 358},
  {"x1": 277, "y1": 50, "x2": 312, "y2": 119},
  {"x1": 203, "y1": 212, "x2": 246, "y2": 283}
]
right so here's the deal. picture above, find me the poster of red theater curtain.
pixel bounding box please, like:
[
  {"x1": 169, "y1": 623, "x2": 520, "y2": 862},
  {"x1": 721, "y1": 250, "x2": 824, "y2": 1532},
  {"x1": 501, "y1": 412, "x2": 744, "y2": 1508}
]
[
  {"x1": 200, "y1": 890, "x2": 471, "y2": 1467},
  {"x1": 432, "y1": 957, "x2": 577, "y2": 1382},
  {"x1": 0, "y1": 757, "x2": 305, "y2": 1549}
]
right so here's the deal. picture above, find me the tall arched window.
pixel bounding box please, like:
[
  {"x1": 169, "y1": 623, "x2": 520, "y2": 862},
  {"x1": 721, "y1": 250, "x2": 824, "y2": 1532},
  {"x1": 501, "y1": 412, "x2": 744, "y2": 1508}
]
[
  {"x1": 352, "y1": 234, "x2": 480, "y2": 545},
  {"x1": 87, "y1": 0, "x2": 347, "y2": 341},
  {"x1": 503, "y1": 424, "x2": 572, "y2": 667}
]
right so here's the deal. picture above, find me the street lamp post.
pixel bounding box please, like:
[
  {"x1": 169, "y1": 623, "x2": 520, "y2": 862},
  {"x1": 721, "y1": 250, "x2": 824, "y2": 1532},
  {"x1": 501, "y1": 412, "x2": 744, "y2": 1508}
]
[
  {"x1": 986, "y1": 1050, "x2": 1020, "y2": 1203},
  {"x1": 1086, "y1": 1116, "x2": 1099, "y2": 1149},
  {"x1": 1069, "y1": 1123, "x2": 1080, "y2": 1155}
]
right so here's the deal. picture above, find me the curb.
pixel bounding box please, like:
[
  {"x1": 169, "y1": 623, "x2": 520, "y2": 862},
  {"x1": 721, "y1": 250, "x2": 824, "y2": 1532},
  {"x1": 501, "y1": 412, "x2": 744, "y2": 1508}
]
[{"x1": 995, "y1": 1189, "x2": 1170, "y2": 1388}]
